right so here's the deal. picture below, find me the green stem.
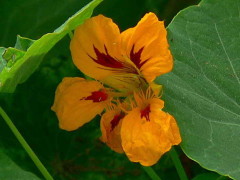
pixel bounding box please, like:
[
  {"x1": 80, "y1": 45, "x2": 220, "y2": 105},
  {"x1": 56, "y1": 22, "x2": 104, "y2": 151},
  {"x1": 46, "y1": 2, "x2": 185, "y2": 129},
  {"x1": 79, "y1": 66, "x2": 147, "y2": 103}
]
[
  {"x1": 0, "y1": 107, "x2": 54, "y2": 180},
  {"x1": 142, "y1": 166, "x2": 162, "y2": 180},
  {"x1": 170, "y1": 147, "x2": 188, "y2": 180}
]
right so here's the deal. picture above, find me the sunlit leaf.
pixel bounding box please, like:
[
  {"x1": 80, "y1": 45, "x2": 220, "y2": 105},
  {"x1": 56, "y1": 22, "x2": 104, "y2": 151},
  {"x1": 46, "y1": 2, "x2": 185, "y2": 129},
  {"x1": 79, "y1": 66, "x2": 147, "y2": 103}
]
[{"x1": 0, "y1": 0, "x2": 102, "y2": 93}]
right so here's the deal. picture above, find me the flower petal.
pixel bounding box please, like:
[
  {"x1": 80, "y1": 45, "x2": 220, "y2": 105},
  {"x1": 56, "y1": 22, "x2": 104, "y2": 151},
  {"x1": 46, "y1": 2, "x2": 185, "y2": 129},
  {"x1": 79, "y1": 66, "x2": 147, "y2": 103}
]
[
  {"x1": 121, "y1": 12, "x2": 173, "y2": 82},
  {"x1": 100, "y1": 109, "x2": 124, "y2": 153},
  {"x1": 70, "y1": 15, "x2": 123, "y2": 81},
  {"x1": 150, "y1": 99, "x2": 182, "y2": 146},
  {"x1": 52, "y1": 77, "x2": 109, "y2": 131},
  {"x1": 70, "y1": 15, "x2": 144, "y2": 91},
  {"x1": 121, "y1": 98, "x2": 181, "y2": 166}
]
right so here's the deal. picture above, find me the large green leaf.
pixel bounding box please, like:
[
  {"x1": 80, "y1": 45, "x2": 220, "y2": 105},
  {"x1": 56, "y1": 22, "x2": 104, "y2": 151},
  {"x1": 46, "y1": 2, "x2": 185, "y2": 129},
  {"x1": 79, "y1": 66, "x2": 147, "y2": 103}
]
[
  {"x1": 158, "y1": 0, "x2": 240, "y2": 179},
  {"x1": 192, "y1": 173, "x2": 221, "y2": 180},
  {"x1": 0, "y1": 151, "x2": 41, "y2": 180},
  {"x1": 0, "y1": 0, "x2": 102, "y2": 93}
]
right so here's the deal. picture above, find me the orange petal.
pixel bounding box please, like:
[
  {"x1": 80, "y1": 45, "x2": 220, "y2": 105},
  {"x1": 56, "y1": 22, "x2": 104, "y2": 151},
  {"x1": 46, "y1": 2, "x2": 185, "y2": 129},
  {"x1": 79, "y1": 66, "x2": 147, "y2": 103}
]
[
  {"x1": 165, "y1": 114, "x2": 182, "y2": 145},
  {"x1": 71, "y1": 15, "x2": 144, "y2": 91},
  {"x1": 51, "y1": 77, "x2": 110, "y2": 131},
  {"x1": 70, "y1": 15, "x2": 123, "y2": 81},
  {"x1": 121, "y1": 98, "x2": 181, "y2": 166},
  {"x1": 100, "y1": 109, "x2": 124, "y2": 153},
  {"x1": 149, "y1": 99, "x2": 182, "y2": 146},
  {"x1": 121, "y1": 12, "x2": 173, "y2": 82}
]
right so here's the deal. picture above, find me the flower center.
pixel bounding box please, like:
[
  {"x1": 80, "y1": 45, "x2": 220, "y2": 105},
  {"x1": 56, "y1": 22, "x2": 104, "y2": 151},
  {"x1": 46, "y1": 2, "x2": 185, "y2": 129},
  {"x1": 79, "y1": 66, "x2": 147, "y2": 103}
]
[
  {"x1": 140, "y1": 105, "x2": 151, "y2": 121},
  {"x1": 85, "y1": 90, "x2": 108, "y2": 102}
]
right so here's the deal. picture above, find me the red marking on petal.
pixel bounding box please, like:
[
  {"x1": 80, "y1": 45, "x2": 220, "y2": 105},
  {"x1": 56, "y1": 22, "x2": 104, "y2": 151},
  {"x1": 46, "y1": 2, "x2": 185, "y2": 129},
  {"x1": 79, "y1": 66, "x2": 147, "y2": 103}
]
[
  {"x1": 141, "y1": 105, "x2": 151, "y2": 121},
  {"x1": 85, "y1": 90, "x2": 108, "y2": 102},
  {"x1": 130, "y1": 45, "x2": 147, "y2": 69},
  {"x1": 89, "y1": 45, "x2": 124, "y2": 69},
  {"x1": 111, "y1": 112, "x2": 124, "y2": 131}
]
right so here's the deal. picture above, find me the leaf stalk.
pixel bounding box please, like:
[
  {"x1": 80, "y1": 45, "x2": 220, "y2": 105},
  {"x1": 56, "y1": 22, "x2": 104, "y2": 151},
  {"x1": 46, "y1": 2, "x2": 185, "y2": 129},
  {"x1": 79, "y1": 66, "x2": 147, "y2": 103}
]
[{"x1": 0, "y1": 107, "x2": 54, "y2": 180}]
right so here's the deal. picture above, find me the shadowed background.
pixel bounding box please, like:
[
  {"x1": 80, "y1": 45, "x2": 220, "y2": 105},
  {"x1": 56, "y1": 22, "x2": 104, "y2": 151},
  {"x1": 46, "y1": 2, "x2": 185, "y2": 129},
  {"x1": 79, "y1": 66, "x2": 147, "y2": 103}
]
[{"x1": 0, "y1": 0, "x2": 216, "y2": 179}]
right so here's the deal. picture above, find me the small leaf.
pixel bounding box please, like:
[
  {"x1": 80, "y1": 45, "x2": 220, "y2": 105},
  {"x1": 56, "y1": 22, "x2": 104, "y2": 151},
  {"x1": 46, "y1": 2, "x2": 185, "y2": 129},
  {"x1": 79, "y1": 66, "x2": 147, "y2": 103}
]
[
  {"x1": 0, "y1": 0, "x2": 103, "y2": 93},
  {"x1": 14, "y1": 35, "x2": 35, "y2": 51},
  {"x1": 0, "y1": 151, "x2": 41, "y2": 180},
  {"x1": 158, "y1": 0, "x2": 240, "y2": 179},
  {"x1": 0, "y1": 36, "x2": 35, "y2": 70},
  {"x1": 3, "y1": 48, "x2": 25, "y2": 68},
  {"x1": 0, "y1": 48, "x2": 7, "y2": 72}
]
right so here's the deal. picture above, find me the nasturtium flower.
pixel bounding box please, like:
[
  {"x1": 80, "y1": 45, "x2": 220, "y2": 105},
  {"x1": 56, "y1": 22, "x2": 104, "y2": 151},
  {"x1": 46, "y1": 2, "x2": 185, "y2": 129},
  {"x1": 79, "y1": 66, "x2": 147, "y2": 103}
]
[
  {"x1": 70, "y1": 12, "x2": 173, "y2": 92},
  {"x1": 52, "y1": 12, "x2": 181, "y2": 166}
]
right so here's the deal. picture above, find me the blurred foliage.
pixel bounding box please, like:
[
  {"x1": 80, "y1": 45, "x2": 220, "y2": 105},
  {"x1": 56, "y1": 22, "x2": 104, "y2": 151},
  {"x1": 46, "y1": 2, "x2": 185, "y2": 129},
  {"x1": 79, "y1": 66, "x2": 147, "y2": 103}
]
[
  {"x1": 0, "y1": 0, "x2": 200, "y2": 47},
  {"x1": 0, "y1": 0, "x2": 230, "y2": 179}
]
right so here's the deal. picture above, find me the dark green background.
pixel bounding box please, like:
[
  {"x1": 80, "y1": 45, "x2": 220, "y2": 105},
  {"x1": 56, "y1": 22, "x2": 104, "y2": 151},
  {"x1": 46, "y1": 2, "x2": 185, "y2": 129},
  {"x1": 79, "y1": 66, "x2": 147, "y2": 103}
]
[{"x1": 1, "y1": 0, "x2": 227, "y2": 179}]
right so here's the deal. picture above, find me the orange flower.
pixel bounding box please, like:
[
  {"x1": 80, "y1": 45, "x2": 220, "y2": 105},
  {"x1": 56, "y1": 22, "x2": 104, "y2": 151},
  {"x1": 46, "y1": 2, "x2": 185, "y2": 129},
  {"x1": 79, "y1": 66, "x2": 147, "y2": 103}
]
[
  {"x1": 52, "y1": 12, "x2": 181, "y2": 166},
  {"x1": 70, "y1": 12, "x2": 172, "y2": 91}
]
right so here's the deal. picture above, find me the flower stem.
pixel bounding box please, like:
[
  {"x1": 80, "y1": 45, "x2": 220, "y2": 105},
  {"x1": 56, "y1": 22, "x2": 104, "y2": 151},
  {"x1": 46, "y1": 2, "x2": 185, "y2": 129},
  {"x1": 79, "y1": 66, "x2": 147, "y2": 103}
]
[
  {"x1": 142, "y1": 166, "x2": 162, "y2": 180},
  {"x1": 0, "y1": 107, "x2": 54, "y2": 180},
  {"x1": 170, "y1": 147, "x2": 188, "y2": 180}
]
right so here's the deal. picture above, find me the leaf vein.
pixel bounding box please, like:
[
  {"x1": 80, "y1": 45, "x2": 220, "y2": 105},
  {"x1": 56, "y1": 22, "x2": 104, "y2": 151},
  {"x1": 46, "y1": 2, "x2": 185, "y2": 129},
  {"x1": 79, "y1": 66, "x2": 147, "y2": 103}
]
[
  {"x1": 168, "y1": 77, "x2": 240, "y2": 118},
  {"x1": 214, "y1": 23, "x2": 240, "y2": 85}
]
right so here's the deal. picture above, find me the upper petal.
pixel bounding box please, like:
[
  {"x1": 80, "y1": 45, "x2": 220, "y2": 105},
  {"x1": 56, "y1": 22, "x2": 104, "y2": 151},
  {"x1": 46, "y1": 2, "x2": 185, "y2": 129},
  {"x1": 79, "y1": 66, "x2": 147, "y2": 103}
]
[
  {"x1": 121, "y1": 12, "x2": 173, "y2": 82},
  {"x1": 70, "y1": 15, "x2": 144, "y2": 91},
  {"x1": 52, "y1": 77, "x2": 110, "y2": 131},
  {"x1": 70, "y1": 15, "x2": 123, "y2": 81}
]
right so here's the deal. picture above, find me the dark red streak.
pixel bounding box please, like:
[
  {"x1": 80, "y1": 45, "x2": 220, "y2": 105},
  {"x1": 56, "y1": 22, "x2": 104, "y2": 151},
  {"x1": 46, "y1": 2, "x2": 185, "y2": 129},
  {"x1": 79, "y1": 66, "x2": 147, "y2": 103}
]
[
  {"x1": 85, "y1": 90, "x2": 108, "y2": 102},
  {"x1": 89, "y1": 45, "x2": 124, "y2": 68},
  {"x1": 111, "y1": 112, "x2": 125, "y2": 131},
  {"x1": 140, "y1": 105, "x2": 151, "y2": 121},
  {"x1": 130, "y1": 45, "x2": 147, "y2": 69}
]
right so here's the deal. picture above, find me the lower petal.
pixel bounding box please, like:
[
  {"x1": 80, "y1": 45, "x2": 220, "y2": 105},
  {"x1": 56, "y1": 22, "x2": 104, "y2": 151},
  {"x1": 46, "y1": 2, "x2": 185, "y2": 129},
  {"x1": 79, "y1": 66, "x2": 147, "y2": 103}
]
[
  {"x1": 121, "y1": 99, "x2": 181, "y2": 166},
  {"x1": 52, "y1": 77, "x2": 109, "y2": 131},
  {"x1": 100, "y1": 109, "x2": 124, "y2": 153},
  {"x1": 167, "y1": 114, "x2": 182, "y2": 145},
  {"x1": 120, "y1": 108, "x2": 165, "y2": 166}
]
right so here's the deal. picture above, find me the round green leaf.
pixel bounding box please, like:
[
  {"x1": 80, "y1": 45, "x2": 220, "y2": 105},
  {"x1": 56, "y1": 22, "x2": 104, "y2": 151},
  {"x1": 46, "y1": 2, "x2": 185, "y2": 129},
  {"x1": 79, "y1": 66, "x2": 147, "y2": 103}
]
[
  {"x1": 158, "y1": 0, "x2": 240, "y2": 179},
  {"x1": 192, "y1": 173, "x2": 220, "y2": 180}
]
